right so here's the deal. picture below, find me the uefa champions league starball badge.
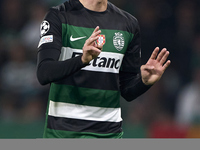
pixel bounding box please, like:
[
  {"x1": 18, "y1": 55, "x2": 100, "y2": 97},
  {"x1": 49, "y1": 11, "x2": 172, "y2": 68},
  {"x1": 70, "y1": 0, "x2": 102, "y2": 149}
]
[{"x1": 40, "y1": 20, "x2": 50, "y2": 36}]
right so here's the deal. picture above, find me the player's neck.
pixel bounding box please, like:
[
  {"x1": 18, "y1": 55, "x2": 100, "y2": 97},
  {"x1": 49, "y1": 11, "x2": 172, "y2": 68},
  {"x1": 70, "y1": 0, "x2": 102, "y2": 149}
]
[{"x1": 79, "y1": 0, "x2": 107, "y2": 12}]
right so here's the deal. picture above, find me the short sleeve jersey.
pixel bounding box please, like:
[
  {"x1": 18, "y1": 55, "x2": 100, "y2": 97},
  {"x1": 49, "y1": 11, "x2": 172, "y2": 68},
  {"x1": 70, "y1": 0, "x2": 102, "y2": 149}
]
[{"x1": 38, "y1": 0, "x2": 141, "y2": 138}]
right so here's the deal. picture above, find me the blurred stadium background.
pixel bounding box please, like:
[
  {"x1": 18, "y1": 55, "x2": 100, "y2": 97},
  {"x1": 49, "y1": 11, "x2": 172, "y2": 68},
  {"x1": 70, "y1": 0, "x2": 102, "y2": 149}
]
[{"x1": 0, "y1": 0, "x2": 200, "y2": 138}]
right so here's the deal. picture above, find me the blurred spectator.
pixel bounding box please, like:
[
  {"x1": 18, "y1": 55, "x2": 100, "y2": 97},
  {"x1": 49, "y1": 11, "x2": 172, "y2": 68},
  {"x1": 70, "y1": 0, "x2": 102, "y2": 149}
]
[
  {"x1": 0, "y1": 41, "x2": 40, "y2": 96},
  {"x1": 0, "y1": 41, "x2": 42, "y2": 120},
  {"x1": 18, "y1": 95, "x2": 46, "y2": 123},
  {"x1": 0, "y1": 0, "x2": 27, "y2": 44},
  {"x1": 175, "y1": 0, "x2": 197, "y2": 43},
  {"x1": 173, "y1": 0, "x2": 198, "y2": 84},
  {"x1": 175, "y1": 34, "x2": 200, "y2": 126},
  {"x1": 20, "y1": 2, "x2": 47, "y2": 54},
  {"x1": 175, "y1": 67, "x2": 200, "y2": 126},
  {"x1": 0, "y1": 37, "x2": 8, "y2": 68},
  {"x1": 0, "y1": 93, "x2": 19, "y2": 122},
  {"x1": 137, "y1": 0, "x2": 160, "y2": 59}
]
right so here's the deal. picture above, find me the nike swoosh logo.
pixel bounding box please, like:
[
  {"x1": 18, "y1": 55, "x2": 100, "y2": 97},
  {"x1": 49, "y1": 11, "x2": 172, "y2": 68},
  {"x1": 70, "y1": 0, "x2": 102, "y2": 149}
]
[{"x1": 70, "y1": 35, "x2": 86, "y2": 41}]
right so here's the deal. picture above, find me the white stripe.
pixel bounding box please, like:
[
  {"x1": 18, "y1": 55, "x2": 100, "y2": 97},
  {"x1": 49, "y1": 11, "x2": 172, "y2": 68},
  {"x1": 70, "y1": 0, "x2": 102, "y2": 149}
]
[
  {"x1": 59, "y1": 47, "x2": 82, "y2": 61},
  {"x1": 59, "y1": 47, "x2": 124, "y2": 73},
  {"x1": 48, "y1": 100, "x2": 122, "y2": 122}
]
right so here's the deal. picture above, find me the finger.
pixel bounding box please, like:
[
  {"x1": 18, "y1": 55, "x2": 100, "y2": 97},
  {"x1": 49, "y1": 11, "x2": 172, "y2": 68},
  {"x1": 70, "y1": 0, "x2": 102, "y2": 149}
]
[
  {"x1": 156, "y1": 48, "x2": 167, "y2": 62},
  {"x1": 150, "y1": 47, "x2": 159, "y2": 60},
  {"x1": 85, "y1": 36, "x2": 99, "y2": 45},
  {"x1": 141, "y1": 64, "x2": 155, "y2": 71},
  {"x1": 93, "y1": 26, "x2": 99, "y2": 33},
  {"x1": 90, "y1": 27, "x2": 101, "y2": 38},
  {"x1": 90, "y1": 30, "x2": 101, "y2": 39},
  {"x1": 87, "y1": 45, "x2": 102, "y2": 53},
  {"x1": 160, "y1": 51, "x2": 169, "y2": 65},
  {"x1": 163, "y1": 60, "x2": 171, "y2": 71}
]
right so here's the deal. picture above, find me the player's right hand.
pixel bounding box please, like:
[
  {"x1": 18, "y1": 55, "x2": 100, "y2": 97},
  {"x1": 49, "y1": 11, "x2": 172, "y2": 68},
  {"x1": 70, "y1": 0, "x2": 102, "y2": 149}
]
[{"x1": 81, "y1": 26, "x2": 103, "y2": 64}]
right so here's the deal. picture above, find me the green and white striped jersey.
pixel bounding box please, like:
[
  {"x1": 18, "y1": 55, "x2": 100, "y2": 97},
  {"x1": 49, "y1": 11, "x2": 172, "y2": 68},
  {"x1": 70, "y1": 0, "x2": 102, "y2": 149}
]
[{"x1": 37, "y1": 0, "x2": 142, "y2": 138}]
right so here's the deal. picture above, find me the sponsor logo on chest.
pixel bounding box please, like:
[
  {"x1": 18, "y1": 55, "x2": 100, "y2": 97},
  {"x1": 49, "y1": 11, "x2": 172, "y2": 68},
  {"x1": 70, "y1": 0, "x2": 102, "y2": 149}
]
[
  {"x1": 72, "y1": 52, "x2": 120, "y2": 70},
  {"x1": 60, "y1": 47, "x2": 124, "y2": 73}
]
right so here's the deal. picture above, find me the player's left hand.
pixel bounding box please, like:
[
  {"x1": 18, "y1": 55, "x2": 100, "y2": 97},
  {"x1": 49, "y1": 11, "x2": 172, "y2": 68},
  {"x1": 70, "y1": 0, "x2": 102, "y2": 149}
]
[{"x1": 140, "y1": 47, "x2": 171, "y2": 85}]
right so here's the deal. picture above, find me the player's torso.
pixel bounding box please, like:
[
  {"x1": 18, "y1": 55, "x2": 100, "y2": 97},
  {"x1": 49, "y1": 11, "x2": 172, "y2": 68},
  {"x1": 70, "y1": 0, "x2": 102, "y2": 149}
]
[
  {"x1": 58, "y1": 2, "x2": 134, "y2": 74},
  {"x1": 44, "y1": 1, "x2": 136, "y2": 138}
]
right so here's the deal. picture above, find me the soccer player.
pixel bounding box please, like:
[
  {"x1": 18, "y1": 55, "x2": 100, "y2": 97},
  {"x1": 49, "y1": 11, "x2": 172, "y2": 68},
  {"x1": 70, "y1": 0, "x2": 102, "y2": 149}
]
[{"x1": 37, "y1": 0, "x2": 171, "y2": 138}]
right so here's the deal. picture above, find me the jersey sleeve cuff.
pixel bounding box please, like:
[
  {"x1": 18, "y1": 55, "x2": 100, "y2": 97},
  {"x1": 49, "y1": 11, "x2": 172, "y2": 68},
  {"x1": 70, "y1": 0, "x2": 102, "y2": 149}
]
[
  {"x1": 77, "y1": 55, "x2": 90, "y2": 67},
  {"x1": 138, "y1": 77, "x2": 152, "y2": 91}
]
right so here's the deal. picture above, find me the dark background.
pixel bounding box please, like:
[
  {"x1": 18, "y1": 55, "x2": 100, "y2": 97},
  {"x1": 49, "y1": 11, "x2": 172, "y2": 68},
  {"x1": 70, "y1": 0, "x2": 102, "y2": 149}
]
[{"x1": 0, "y1": 0, "x2": 200, "y2": 138}]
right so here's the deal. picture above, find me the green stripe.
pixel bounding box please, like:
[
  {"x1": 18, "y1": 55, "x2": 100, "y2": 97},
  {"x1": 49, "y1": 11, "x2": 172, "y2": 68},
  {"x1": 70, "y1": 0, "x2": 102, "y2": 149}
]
[
  {"x1": 43, "y1": 98, "x2": 51, "y2": 138},
  {"x1": 62, "y1": 24, "x2": 134, "y2": 54},
  {"x1": 49, "y1": 83, "x2": 120, "y2": 108},
  {"x1": 44, "y1": 128, "x2": 123, "y2": 138}
]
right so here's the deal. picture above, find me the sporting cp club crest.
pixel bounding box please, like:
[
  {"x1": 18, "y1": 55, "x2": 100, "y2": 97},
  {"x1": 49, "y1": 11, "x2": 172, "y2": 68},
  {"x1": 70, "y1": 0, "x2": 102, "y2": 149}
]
[
  {"x1": 97, "y1": 35, "x2": 106, "y2": 45},
  {"x1": 113, "y1": 32, "x2": 125, "y2": 51}
]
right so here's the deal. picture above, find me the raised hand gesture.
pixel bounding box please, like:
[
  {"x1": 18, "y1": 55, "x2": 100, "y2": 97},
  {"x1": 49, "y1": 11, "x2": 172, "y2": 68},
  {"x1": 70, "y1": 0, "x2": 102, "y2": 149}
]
[
  {"x1": 141, "y1": 47, "x2": 171, "y2": 85},
  {"x1": 81, "y1": 26, "x2": 103, "y2": 64}
]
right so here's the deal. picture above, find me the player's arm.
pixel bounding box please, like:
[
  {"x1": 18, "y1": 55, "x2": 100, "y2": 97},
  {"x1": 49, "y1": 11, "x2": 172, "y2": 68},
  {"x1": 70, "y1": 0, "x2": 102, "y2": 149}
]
[
  {"x1": 119, "y1": 19, "x2": 170, "y2": 102},
  {"x1": 119, "y1": 22, "x2": 151, "y2": 102},
  {"x1": 37, "y1": 8, "x2": 102, "y2": 85},
  {"x1": 37, "y1": 8, "x2": 86, "y2": 85},
  {"x1": 120, "y1": 48, "x2": 170, "y2": 102}
]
